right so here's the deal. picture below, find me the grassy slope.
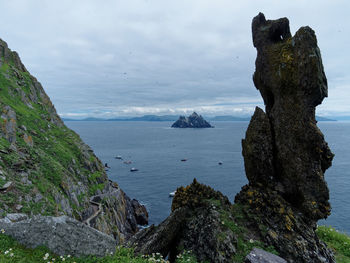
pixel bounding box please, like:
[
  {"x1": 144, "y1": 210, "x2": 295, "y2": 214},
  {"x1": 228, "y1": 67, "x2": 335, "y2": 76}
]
[
  {"x1": 0, "y1": 50, "x2": 106, "y2": 217},
  {"x1": 317, "y1": 226, "x2": 350, "y2": 263}
]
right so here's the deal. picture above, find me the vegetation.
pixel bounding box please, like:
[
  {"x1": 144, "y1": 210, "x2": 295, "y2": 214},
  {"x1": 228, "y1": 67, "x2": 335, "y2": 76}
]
[
  {"x1": 0, "y1": 49, "x2": 106, "y2": 218},
  {"x1": 218, "y1": 202, "x2": 278, "y2": 262},
  {"x1": 317, "y1": 225, "x2": 350, "y2": 263},
  {"x1": 0, "y1": 230, "x2": 197, "y2": 263}
]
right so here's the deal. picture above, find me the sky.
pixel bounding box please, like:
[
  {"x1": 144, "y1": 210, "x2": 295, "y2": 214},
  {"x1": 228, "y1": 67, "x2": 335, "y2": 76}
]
[{"x1": 0, "y1": 0, "x2": 349, "y2": 118}]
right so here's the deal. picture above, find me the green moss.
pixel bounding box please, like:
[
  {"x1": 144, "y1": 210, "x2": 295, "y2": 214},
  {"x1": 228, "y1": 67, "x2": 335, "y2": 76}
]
[
  {"x1": 89, "y1": 183, "x2": 106, "y2": 195},
  {"x1": 219, "y1": 203, "x2": 278, "y2": 262},
  {"x1": 317, "y1": 225, "x2": 350, "y2": 263},
  {"x1": 172, "y1": 178, "x2": 230, "y2": 211}
]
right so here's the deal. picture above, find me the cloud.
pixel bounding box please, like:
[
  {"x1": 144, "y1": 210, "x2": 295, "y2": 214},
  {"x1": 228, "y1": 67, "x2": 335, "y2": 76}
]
[{"x1": 0, "y1": 0, "x2": 349, "y2": 117}]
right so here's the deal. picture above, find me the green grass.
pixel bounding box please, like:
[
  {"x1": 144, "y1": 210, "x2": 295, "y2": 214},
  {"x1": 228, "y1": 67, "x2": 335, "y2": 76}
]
[
  {"x1": 0, "y1": 232, "x2": 197, "y2": 263},
  {"x1": 0, "y1": 58, "x2": 107, "y2": 217},
  {"x1": 317, "y1": 225, "x2": 350, "y2": 263}
]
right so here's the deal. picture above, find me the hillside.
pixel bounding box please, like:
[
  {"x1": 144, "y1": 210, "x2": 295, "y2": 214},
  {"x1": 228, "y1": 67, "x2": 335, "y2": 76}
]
[{"x1": 0, "y1": 38, "x2": 146, "y2": 241}]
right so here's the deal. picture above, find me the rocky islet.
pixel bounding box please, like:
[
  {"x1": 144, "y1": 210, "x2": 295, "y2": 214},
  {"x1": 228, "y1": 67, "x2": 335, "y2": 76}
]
[{"x1": 171, "y1": 112, "x2": 213, "y2": 128}]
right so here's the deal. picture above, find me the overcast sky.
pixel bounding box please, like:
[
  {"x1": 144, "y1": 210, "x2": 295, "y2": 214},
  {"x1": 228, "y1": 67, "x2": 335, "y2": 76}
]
[{"x1": 0, "y1": 0, "x2": 349, "y2": 118}]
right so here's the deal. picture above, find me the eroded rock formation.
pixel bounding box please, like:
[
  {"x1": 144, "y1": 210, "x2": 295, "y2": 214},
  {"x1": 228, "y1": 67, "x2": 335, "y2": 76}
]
[
  {"x1": 129, "y1": 13, "x2": 335, "y2": 263},
  {"x1": 235, "y1": 13, "x2": 335, "y2": 262},
  {"x1": 128, "y1": 179, "x2": 240, "y2": 263}
]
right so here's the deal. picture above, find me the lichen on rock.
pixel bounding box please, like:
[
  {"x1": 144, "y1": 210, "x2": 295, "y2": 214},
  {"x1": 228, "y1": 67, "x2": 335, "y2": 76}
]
[
  {"x1": 235, "y1": 12, "x2": 335, "y2": 262},
  {"x1": 129, "y1": 13, "x2": 336, "y2": 263}
]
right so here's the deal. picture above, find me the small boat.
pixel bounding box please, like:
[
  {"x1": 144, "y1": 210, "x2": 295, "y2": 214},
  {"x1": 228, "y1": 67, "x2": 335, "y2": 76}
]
[
  {"x1": 181, "y1": 159, "x2": 187, "y2": 162},
  {"x1": 218, "y1": 161, "x2": 223, "y2": 165},
  {"x1": 115, "y1": 156, "x2": 123, "y2": 160},
  {"x1": 130, "y1": 168, "x2": 138, "y2": 172},
  {"x1": 123, "y1": 160, "x2": 132, "y2": 164},
  {"x1": 104, "y1": 163, "x2": 110, "y2": 168},
  {"x1": 169, "y1": 191, "x2": 176, "y2": 197}
]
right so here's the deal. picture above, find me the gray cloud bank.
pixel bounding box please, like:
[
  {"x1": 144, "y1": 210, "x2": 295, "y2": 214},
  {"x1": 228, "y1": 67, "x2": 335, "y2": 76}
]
[{"x1": 0, "y1": 0, "x2": 349, "y2": 118}]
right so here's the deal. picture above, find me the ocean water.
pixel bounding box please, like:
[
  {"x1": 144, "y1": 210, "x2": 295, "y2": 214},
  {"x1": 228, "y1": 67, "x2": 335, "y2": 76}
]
[{"x1": 65, "y1": 121, "x2": 350, "y2": 233}]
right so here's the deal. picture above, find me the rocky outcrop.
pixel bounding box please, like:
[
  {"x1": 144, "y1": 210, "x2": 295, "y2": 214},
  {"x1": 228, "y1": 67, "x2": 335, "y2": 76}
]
[
  {"x1": 129, "y1": 13, "x2": 335, "y2": 263},
  {"x1": 235, "y1": 13, "x2": 335, "y2": 262},
  {"x1": 245, "y1": 248, "x2": 287, "y2": 263},
  {"x1": 128, "y1": 179, "x2": 248, "y2": 263},
  {"x1": 171, "y1": 112, "x2": 213, "y2": 128},
  {"x1": 0, "y1": 38, "x2": 147, "y2": 243},
  {"x1": 0, "y1": 214, "x2": 116, "y2": 257}
]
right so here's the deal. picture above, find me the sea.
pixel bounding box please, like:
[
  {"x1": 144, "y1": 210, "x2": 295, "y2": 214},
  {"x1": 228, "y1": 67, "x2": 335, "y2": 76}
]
[{"x1": 65, "y1": 121, "x2": 350, "y2": 234}]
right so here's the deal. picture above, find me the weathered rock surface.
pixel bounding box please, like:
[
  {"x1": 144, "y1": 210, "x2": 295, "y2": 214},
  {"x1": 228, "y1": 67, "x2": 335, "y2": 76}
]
[
  {"x1": 0, "y1": 37, "x2": 147, "y2": 243},
  {"x1": 171, "y1": 112, "x2": 213, "y2": 128},
  {"x1": 245, "y1": 248, "x2": 287, "y2": 263},
  {"x1": 130, "y1": 13, "x2": 335, "y2": 263},
  {"x1": 235, "y1": 13, "x2": 335, "y2": 262},
  {"x1": 0, "y1": 215, "x2": 116, "y2": 257},
  {"x1": 131, "y1": 198, "x2": 149, "y2": 226},
  {"x1": 128, "y1": 179, "x2": 238, "y2": 263}
]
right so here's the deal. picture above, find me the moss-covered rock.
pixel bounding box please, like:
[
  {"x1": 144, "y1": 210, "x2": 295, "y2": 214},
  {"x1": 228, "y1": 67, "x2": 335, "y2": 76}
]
[
  {"x1": 129, "y1": 180, "x2": 278, "y2": 263},
  {"x1": 235, "y1": 13, "x2": 335, "y2": 262}
]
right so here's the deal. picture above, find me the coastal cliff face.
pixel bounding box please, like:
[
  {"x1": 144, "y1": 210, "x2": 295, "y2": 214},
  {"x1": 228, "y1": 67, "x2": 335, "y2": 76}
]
[
  {"x1": 129, "y1": 13, "x2": 335, "y2": 263},
  {"x1": 0, "y1": 38, "x2": 147, "y2": 242}
]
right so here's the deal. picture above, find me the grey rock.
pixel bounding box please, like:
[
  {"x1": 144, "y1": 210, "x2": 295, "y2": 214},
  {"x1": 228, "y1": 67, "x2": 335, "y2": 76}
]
[
  {"x1": 0, "y1": 181, "x2": 13, "y2": 191},
  {"x1": 34, "y1": 193, "x2": 43, "y2": 203},
  {"x1": 0, "y1": 217, "x2": 11, "y2": 223},
  {"x1": 0, "y1": 215, "x2": 116, "y2": 257},
  {"x1": 245, "y1": 248, "x2": 287, "y2": 263},
  {"x1": 20, "y1": 176, "x2": 32, "y2": 185},
  {"x1": 1, "y1": 106, "x2": 17, "y2": 143},
  {"x1": 15, "y1": 204, "x2": 23, "y2": 211},
  {"x1": 5, "y1": 213, "x2": 28, "y2": 222},
  {"x1": 131, "y1": 199, "x2": 148, "y2": 226}
]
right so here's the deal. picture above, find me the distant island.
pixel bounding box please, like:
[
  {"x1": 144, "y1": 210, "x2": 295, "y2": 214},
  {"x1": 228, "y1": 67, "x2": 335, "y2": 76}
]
[
  {"x1": 62, "y1": 115, "x2": 337, "y2": 122},
  {"x1": 171, "y1": 112, "x2": 213, "y2": 128}
]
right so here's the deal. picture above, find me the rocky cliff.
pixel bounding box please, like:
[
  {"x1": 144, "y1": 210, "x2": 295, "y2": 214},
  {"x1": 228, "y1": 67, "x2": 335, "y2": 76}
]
[
  {"x1": 171, "y1": 112, "x2": 213, "y2": 128},
  {"x1": 128, "y1": 13, "x2": 335, "y2": 263},
  {"x1": 235, "y1": 12, "x2": 334, "y2": 262},
  {"x1": 0, "y1": 38, "x2": 147, "y2": 242}
]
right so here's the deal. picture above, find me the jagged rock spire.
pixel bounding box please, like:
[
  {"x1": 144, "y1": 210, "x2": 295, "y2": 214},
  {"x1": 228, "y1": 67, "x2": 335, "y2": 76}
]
[{"x1": 245, "y1": 12, "x2": 333, "y2": 220}]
